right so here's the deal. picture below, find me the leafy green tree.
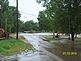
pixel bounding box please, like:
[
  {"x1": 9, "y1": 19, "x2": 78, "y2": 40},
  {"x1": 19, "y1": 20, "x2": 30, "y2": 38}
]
[
  {"x1": 0, "y1": 0, "x2": 22, "y2": 33},
  {"x1": 0, "y1": 0, "x2": 9, "y2": 28},
  {"x1": 38, "y1": 11, "x2": 53, "y2": 32},
  {"x1": 37, "y1": 0, "x2": 81, "y2": 41},
  {"x1": 19, "y1": 20, "x2": 25, "y2": 32},
  {"x1": 24, "y1": 20, "x2": 39, "y2": 31},
  {"x1": 0, "y1": 5, "x2": 21, "y2": 33}
]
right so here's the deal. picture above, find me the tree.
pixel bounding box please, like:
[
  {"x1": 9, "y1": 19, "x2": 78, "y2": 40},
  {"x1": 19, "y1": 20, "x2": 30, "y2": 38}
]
[
  {"x1": 0, "y1": 0, "x2": 9, "y2": 28},
  {"x1": 37, "y1": 0, "x2": 81, "y2": 41},
  {"x1": 0, "y1": 0, "x2": 22, "y2": 33},
  {"x1": 19, "y1": 20, "x2": 25, "y2": 32},
  {"x1": 24, "y1": 20, "x2": 39, "y2": 31},
  {"x1": 7, "y1": 6, "x2": 21, "y2": 33},
  {"x1": 38, "y1": 11, "x2": 53, "y2": 32},
  {"x1": 0, "y1": 5, "x2": 21, "y2": 33}
]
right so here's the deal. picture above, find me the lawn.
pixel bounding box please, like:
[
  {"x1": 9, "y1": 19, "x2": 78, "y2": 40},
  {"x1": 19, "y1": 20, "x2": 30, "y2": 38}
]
[
  {"x1": 46, "y1": 36, "x2": 55, "y2": 40},
  {"x1": 44, "y1": 36, "x2": 60, "y2": 41},
  {"x1": 0, "y1": 38, "x2": 33, "y2": 56},
  {"x1": 46, "y1": 38, "x2": 81, "y2": 61}
]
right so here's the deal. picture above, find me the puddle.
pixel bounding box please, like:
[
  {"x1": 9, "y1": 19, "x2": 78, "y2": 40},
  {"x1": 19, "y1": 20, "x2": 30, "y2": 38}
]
[
  {"x1": 47, "y1": 39, "x2": 81, "y2": 61},
  {"x1": 0, "y1": 33, "x2": 58, "y2": 61}
]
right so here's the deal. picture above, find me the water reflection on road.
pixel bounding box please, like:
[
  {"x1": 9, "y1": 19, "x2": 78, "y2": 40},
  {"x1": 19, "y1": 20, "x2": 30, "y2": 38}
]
[
  {"x1": 18, "y1": 33, "x2": 62, "y2": 61},
  {"x1": 47, "y1": 38, "x2": 81, "y2": 61},
  {"x1": 0, "y1": 33, "x2": 63, "y2": 61}
]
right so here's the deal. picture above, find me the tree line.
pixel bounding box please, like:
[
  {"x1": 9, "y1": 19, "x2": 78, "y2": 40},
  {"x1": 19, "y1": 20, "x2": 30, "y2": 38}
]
[
  {"x1": 0, "y1": 0, "x2": 39, "y2": 33},
  {"x1": 0, "y1": 0, "x2": 20, "y2": 32},
  {"x1": 37, "y1": 0, "x2": 81, "y2": 41},
  {"x1": 2, "y1": 0, "x2": 81, "y2": 41},
  {"x1": 19, "y1": 20, "x2": 39, "y2": 32}
]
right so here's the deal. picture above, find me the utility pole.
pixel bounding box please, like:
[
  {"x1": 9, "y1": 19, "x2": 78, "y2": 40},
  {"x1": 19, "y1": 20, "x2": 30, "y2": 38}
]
[
  {"x1": 0, "y1": 5, "x2": 2, "y2": 28},
  {"x1": 16, "y1": 0, "x2": 18, "y2": 39}
]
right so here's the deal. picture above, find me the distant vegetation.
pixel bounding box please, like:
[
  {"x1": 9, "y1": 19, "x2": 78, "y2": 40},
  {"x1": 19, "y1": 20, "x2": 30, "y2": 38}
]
[
  {"x1": 0, "y1": 0, "x2": 39, "y2": 33},
  {"x1": 0, "y1": 0, "x2": 20, "y2": 33},
  {"x1": 19, "y1": 20, "x2": 39, "y2": 32},
  {"x1": 2, "y1": 0, "x2": 81, "y2": 41}
]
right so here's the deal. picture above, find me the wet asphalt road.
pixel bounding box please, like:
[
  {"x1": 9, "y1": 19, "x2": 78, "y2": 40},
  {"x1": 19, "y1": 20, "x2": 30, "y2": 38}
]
[
  {"x1": 18, "y1": 33, "x2": 64, "y2": 61},
  {"x1": 0, "y1": 33, "x2": 64, "y2": 61}
]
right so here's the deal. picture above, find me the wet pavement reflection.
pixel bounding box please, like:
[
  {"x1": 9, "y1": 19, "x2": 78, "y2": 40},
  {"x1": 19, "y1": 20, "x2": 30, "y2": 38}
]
[
  {"x1": 1, "y1": 33, "x2": 80, "y2": 61},
  {"x1": 0, "y1": 33, "x2": 61, "y2": 61},
  {"x1": 47, "y1": 38, "x2": 81, "y2": 61}
]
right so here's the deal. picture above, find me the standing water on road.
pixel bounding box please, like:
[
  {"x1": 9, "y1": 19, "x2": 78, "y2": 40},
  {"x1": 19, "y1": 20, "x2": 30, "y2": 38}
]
[
  {"x1": 1, "y1": 33, "x2": 81, "y2": 61},
  {"x1": 0, "y1": 33, "x2": 64, "y2": 61}
]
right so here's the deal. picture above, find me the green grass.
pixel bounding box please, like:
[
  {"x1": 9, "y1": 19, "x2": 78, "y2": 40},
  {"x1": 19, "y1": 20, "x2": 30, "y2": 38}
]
[
  {"x1": 46, "y1": 37, "x2": 81, "y2": 61},
  {"x1": 45, "y1": 36, "x2": 59, "y2": 41},
  {"x1": 0, "y1": 38, "x2": 33, "y2": 56},
  {"x1": 75, "y1": 38, "x2": 81, "y2": 41},
  {"x1": 45, "y1": 36, "x2": 55, "y2": 40}
]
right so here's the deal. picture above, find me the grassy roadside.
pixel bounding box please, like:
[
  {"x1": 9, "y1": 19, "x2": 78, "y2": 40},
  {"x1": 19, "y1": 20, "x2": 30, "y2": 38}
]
[
  {"x1": 46, "y1": 36, "x2": 55, "y2": 40},
  {"x1": 0, "y1": 38, "x2": 33, "y2": 56},
  {"x1": 46, "y1": 36, "x2": 81, "y2": 61},
  {"x1": 44, "y1": 36, "x2": 60, "y2": 42}
]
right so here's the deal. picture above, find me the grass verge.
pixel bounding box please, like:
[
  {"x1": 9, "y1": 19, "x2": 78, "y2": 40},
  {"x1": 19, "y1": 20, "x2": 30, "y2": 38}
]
[
  {"x1": 44, "y1": 36, "x2": 60, "y2": 41},
  {"x1": 46, "y1": 36, "x2": 55, "y2": 40},
  {"x1": 45, "y1": 37, "x2": 81, "y2": 61},
  {"x1": 0, "y1": 38, "x2": 33, "y2": 56}
]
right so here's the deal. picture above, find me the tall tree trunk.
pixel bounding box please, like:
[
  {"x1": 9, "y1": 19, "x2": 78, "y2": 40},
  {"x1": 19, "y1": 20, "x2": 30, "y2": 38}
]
[
  {"x1": 53, "y1": 32, "x2": 55, "y2": 38},
  {"x1": 68, "y1": 34, "x2": 70, "y2": 40},
  {"x1": 53, "y1": 30, "x2": 55, "y2": 38},
  {"x1": 71, "y1": 32, "x2": 74, "y2": 41},
  {"x1": 5, "y1": 18, "x2": 7, "y2": 31},
  {"x1": 75, "y1": 33, "x2": 77, "y2": 38}
]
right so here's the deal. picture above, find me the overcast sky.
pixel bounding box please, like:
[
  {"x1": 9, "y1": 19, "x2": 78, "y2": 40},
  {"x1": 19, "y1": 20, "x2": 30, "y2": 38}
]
[{"x1": 8, "y1": 0, "x2": 45, "y2": 22}]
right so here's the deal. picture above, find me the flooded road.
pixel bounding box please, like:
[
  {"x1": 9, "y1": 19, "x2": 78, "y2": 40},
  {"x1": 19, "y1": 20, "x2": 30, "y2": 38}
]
[
  {"x1": 1, "y1": 33, "x2": 81, "y2": 61},
  {"x1": 0, "y1": 33, "x2": 64, "y2": 61},
  {"x1": 47, "y1": 38, "x2": 81, "y2": 61},
  {"x1": 18, "y1": 33, "x2": 64, "y2": 61}
]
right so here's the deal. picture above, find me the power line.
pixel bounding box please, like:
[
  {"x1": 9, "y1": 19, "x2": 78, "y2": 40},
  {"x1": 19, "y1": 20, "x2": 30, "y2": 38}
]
[
  {"x1": 9, "y1": 0, "x2": 15, "y2": 4},
  {"x1": 20, "y1": 11, "x2": 37, "y2": 17}
]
